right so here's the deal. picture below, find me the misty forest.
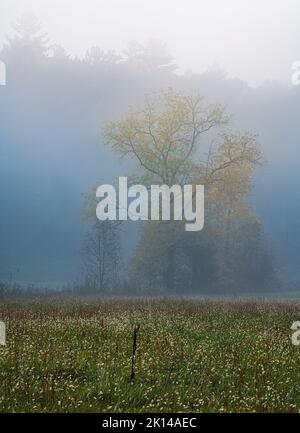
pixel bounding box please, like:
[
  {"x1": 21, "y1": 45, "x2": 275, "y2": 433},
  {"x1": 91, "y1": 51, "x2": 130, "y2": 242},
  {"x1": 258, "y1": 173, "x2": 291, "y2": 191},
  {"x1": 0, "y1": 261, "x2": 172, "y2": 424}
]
[
  {"x1": 2, "y1": 5, "x2": 300, "y2": 415},
  {"x1": 1, "y1": 15, "x2": 299, "y2": 296}
]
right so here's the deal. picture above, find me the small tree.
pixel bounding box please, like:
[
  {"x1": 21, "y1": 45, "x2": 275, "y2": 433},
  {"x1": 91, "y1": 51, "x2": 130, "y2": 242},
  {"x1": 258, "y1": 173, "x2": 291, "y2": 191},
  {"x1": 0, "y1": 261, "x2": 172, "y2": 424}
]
[
  {"x1": 82, "y1": 221, "x2": 121, "y2": 293},
  {"x1": 81, "y1": 186, "x2": 122, "y2": 293}
]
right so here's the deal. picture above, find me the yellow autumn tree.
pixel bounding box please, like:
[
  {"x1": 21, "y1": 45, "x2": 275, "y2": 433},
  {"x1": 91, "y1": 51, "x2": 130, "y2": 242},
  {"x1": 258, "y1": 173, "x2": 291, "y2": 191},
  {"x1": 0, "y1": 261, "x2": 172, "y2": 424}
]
[{"x1": 104, "y1": 88, "x2": 269, "y2": 293}]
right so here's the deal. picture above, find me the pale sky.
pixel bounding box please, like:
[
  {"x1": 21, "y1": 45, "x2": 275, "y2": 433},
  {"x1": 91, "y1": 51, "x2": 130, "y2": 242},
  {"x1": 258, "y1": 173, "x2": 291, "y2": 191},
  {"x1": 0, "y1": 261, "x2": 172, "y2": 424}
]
[{"x1": 0, "y1": 0, "x2": 299, "y2": 86}]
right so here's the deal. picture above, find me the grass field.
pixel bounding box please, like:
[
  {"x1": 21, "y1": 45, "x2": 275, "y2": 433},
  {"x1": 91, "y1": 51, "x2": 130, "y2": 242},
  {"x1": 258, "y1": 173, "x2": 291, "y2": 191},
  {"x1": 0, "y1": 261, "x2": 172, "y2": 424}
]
[{"x1": 1, "y1": 297, "x2": 300, "y2": 413}]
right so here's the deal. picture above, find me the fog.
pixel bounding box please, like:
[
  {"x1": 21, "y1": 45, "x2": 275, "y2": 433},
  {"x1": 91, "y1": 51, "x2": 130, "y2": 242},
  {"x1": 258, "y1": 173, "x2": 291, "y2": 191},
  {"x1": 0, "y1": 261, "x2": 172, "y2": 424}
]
[
  {"x1": 1, "y1": 0, "x2": 300, "y2": 86},
  {"x1": 0, "y1": 3, "x2": 299, "y2": 293}
]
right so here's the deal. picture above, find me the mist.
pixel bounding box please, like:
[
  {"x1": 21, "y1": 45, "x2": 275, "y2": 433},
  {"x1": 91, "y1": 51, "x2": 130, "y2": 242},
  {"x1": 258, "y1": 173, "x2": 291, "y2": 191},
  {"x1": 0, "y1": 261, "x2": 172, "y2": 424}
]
[{"x1": 0, "y1": 4, "x2": 299, "y2": 293}]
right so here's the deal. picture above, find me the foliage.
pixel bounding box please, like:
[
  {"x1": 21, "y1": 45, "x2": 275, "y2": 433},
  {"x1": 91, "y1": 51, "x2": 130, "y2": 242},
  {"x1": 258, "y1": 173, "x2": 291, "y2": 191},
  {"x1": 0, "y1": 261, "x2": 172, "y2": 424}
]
[{"x1": 104, "y1": 89, "x2": 273, "y2": 293}]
